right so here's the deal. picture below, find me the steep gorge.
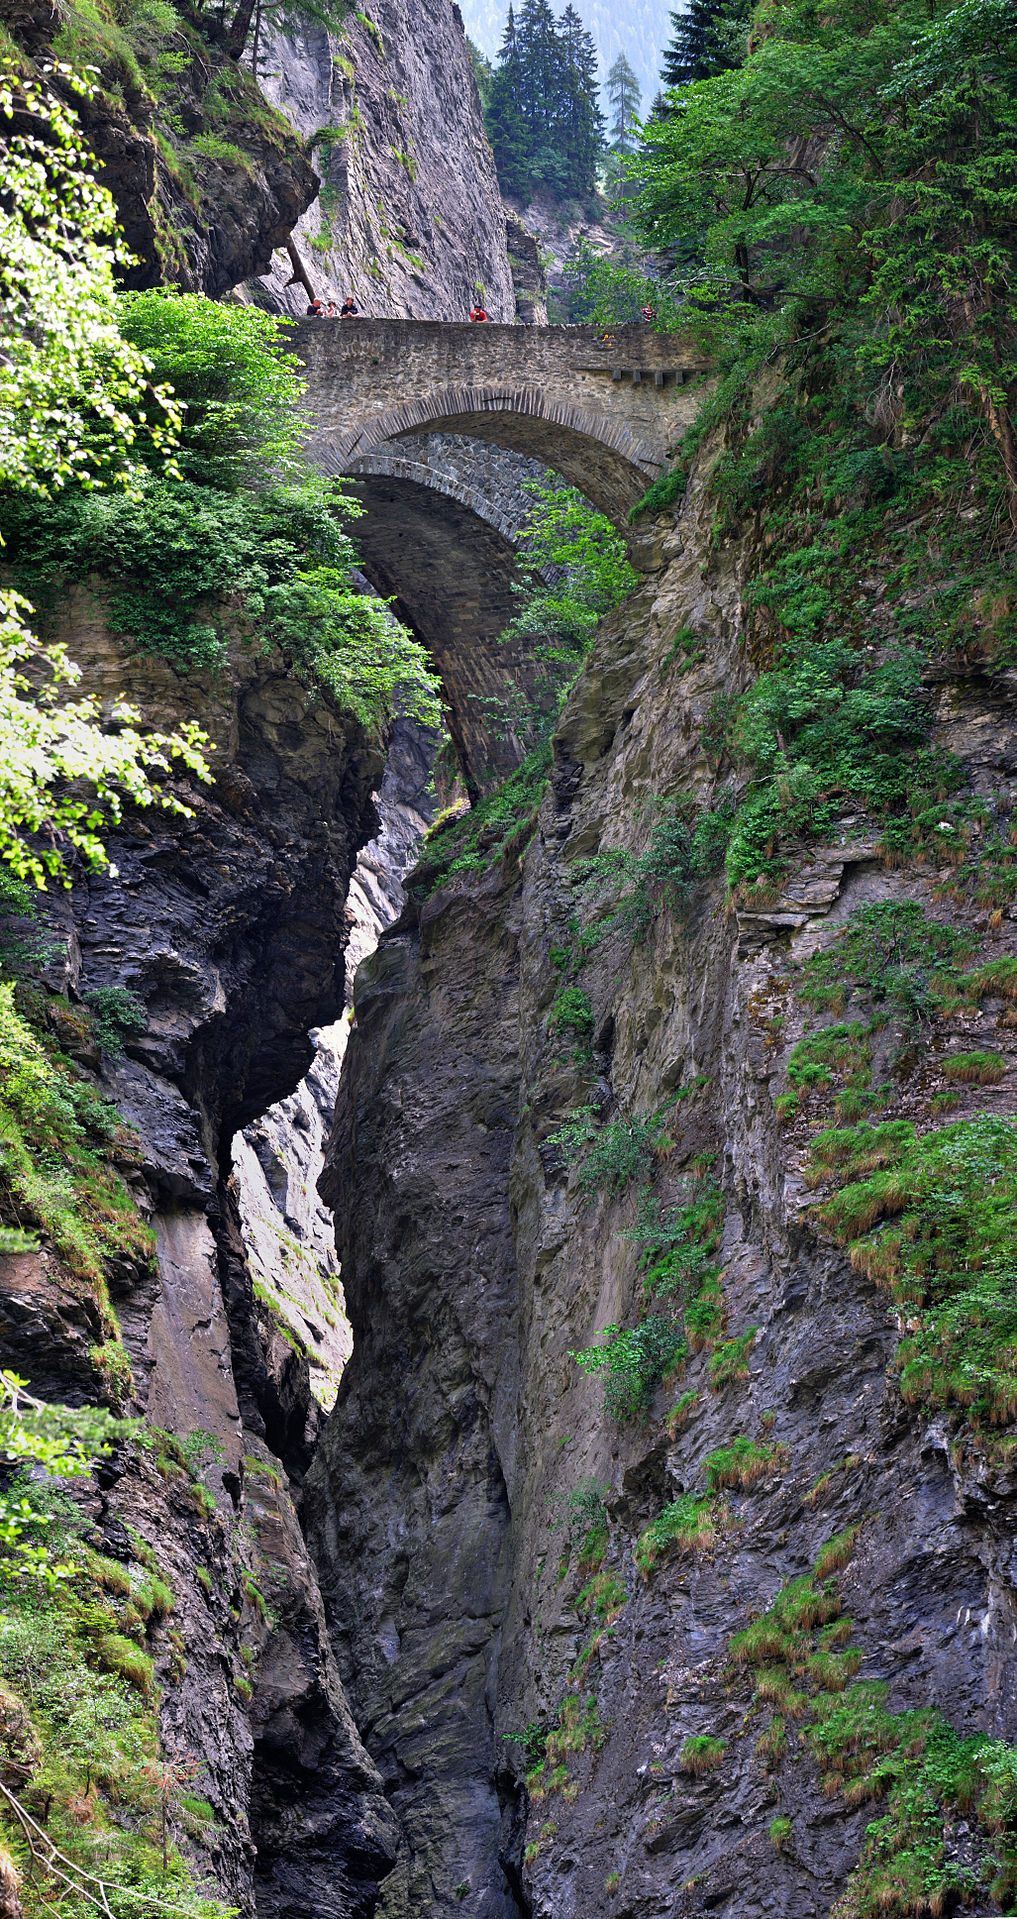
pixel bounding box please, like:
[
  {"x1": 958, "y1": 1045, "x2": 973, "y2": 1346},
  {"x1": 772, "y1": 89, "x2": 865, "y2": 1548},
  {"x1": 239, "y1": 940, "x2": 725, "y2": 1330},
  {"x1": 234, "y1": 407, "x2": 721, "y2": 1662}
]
[
  {"x1": 309, "y1": 436, "x2": 1017, "y2": 1916},
  {"x1": 2, "y1": 3, "x2": 1017, "y2": 1917}
]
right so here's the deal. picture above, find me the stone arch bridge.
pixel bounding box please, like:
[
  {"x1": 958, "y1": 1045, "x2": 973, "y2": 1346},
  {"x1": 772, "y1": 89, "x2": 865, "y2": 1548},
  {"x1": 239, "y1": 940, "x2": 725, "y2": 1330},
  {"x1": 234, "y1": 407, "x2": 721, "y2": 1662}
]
[
  {"x1": 291, "y1": 320, "x2": 711, "y2": 788},
  {"x1": 293, "y1": 318, "x2": 710, "y2": 525}
]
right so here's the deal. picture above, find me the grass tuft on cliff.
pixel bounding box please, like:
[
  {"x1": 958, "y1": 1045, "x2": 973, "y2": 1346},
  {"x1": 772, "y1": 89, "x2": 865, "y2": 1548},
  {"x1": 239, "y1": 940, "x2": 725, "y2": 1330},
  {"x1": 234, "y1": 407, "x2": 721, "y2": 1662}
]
[
  {"x1": 813, "y1": 1112, "x2": 1017, "y2": 1428},
  {"x1": 0, "y1": 1484, "x2": 235, "y2": 1919}
]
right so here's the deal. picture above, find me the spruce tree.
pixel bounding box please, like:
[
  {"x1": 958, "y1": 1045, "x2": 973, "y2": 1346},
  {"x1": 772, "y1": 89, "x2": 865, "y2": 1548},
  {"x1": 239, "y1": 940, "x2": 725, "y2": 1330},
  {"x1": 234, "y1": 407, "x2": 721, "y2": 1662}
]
[
  {"x1": 487, "y1": 0, "x2": 605, "y2": 204},
  {"x1": 606, "y1": 51, "x2": 641, "y2": 153},
  {"x1": 557, "y1": 5, "x2": 605, "y2": 196},
  {"x1": 486, "y1": 6, "x2": 531, "y2": 200},
  {"x1": 659, "y1": 0, "x2": 751, "y2": 93}
]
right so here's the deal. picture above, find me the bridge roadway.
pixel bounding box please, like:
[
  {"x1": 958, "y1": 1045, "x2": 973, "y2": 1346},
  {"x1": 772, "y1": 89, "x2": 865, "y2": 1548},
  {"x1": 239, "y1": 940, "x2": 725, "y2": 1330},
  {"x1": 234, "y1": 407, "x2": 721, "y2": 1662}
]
[{"x1": 292, "y1": 318, "x2": 711, "y2": 524}]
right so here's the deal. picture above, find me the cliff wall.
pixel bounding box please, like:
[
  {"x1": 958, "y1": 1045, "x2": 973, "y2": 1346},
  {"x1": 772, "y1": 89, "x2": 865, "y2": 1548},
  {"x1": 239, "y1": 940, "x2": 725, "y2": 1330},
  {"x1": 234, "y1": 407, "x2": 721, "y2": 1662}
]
[
  {"x1": 309, "y1": 436, "x2": 1017, "y2": 1917},
  {"x1": 255, "y1": 0, "x2": 516, "y2": 321},
  {"x1": 0, "y1": 600, "x2": 400, "y2": 1916},
  {"x1": 0, "y1": 0, "x2": 317, "y2": 294}
]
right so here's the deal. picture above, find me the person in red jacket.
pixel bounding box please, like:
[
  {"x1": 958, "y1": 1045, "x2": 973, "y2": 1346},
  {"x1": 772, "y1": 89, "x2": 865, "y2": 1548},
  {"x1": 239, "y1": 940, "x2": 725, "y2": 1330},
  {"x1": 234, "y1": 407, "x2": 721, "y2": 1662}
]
[{"x1": 469, "y1": 304, "x2": 488, "y2": 321}]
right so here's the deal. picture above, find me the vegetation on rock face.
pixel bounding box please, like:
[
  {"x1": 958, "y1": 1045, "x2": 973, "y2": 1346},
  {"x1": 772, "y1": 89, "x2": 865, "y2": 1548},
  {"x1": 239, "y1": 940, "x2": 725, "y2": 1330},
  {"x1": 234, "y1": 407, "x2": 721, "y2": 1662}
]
[
  {"x1": 414, "y1": 483, "x2": 637, "y2": 887},
  {"x1": 0, "y1": 978, "x2": 153, "y2": 1301},
  {"x1": 557, "y1": 0, "x2": 1017, "y2": 901},
  {"x1": 721, "y1": 1541, "x2": 1017, "y2": 1916},
  {"x1": 814, "y1": 1112, "x2": 1017, "y2": 1428},
  {"x1": 0, "y1": 68, "x2": 213, "y2": 890},
  {"x1": 0, "y1": 1379, "x2": 235, "y2": 1918},
  {"x1": 3, "y1": 289, "x2": 443, "y2": 732}
]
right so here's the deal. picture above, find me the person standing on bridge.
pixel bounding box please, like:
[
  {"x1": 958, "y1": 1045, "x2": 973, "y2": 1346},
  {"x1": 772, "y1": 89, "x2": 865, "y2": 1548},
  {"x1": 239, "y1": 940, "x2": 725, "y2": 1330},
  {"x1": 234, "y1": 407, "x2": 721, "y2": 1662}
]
[
  {"x1": 470, "y1": 303, "x2": 488, "y2": 321},
  {"x1": 339, "y1": 295, "x2": 360, "y2": 317}
]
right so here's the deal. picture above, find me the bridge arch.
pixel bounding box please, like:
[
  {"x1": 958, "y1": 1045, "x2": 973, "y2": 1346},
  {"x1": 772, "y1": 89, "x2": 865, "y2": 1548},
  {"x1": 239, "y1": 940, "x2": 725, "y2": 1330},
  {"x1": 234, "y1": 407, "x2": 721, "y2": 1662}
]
[
  {"x1": 313, "y1": 383, "x2": 660, "y2": 525},
  {"x1": 347, "y1": 433, "x2": 550, "y2": 547},
  {"x1": 349, "y1": 465, "x2": 543, "y2": 794}
]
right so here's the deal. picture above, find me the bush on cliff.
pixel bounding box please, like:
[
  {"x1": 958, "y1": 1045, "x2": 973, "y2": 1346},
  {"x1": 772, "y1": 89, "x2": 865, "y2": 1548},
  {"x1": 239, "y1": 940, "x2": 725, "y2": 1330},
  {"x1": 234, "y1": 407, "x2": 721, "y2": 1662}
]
[
  {"x1": 607, "y1": 0, "x2": 1017, "y2": 891},
  {"x1": 0, "y1": 65, "x2": 214, "y2": 890},
  {"x1": 1, "y1": 288, "x2": 443, "y2": 731}
]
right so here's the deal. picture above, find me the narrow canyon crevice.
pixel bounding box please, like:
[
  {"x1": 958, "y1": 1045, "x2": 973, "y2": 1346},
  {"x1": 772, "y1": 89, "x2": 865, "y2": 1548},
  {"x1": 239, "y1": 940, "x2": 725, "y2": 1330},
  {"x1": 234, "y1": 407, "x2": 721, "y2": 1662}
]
[{"x1": 2, "y1": 6, "x2": 1016, "y2": 1918}]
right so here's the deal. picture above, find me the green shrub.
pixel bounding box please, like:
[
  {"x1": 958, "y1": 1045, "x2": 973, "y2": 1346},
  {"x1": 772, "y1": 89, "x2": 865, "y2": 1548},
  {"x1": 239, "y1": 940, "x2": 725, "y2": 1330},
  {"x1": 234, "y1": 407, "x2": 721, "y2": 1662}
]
[
  {"x1": 778, "y1": 1021, "x2": 877, "y2": 1124},
  {"x1": 798, "y1": 903, "x2": 976, "y2": 1020},
  {"x1": 414, "y1": 742, "x2": 551, "y2": 891},
  {"x1": 575, "y1": 1570, "x2": 627, "y2": 1621},
  {"x1": 632, "y1": 1177, "x2": 725, "y2": 1303},
  {"x1": 0, "y1": 981, "x2": 154, "y2": 1290},
  {"x1": 492, "y1": 482, "x2": 639, "y2": 746},
  {"x1": 85, "y1": 986, "x2": 147, "y2": 1060},
  {"x1": 570, "y1": 1315, "x2": 687, "y2": 1423},
  {"x1": 571, "y1": 795, "x2": 734, "y2": 945},
  {"x1": 552, "y1": 1476, "x2": 609, "y2": 1570},
  {"x1": 4, "y1": 293, "x2": 442, "y2": 730},
  {"x1": 548, "y1": 986, "x2": 594, "y2": 1054},
  {"x1": 665, "y1": 1389, "x2": 700, "y2": 1437}
]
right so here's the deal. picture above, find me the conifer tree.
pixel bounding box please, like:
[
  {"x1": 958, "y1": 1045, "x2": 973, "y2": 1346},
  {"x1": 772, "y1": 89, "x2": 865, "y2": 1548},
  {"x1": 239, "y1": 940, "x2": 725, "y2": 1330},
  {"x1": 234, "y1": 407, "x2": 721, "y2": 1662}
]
[
  {"x1": 606, "y1": 51, "x2": 641, "y2": 152},
  {"x1": 487, "y1": 6, "x2": 530, "y2": 200},
  {"x1": 659, "y1": 0, "x2": 751, "y2": 93},
  {"x1": 557, "y1": 5, "x2": 605, "y2": 195},
  {"x1": 486, "y1": 0, "x2": 604, "y2": 202}
]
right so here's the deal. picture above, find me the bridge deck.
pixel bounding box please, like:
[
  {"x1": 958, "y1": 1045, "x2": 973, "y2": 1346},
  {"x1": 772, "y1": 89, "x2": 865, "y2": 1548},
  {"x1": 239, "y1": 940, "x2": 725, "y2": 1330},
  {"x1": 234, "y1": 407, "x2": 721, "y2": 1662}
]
[{"x1": 293, "y1": 319, "x2": 712, "y2": 520}]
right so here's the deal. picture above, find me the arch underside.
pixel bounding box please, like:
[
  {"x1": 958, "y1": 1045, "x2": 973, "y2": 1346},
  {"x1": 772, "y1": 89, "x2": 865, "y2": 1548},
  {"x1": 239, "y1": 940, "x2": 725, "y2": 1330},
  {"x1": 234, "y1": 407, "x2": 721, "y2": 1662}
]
[
  {"x1": 349, "y1": 472, "x2": 538, "y2": 794},
  {"x1": 313, "y1": 385, "x2": 663, "y2": 523}
]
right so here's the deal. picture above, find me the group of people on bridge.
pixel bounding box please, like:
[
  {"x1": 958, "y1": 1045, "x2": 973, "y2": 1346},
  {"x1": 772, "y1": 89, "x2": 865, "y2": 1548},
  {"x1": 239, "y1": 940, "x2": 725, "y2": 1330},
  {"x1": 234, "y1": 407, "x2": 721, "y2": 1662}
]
[
  {"x1": 305, "y1": 296, "x2": 491, "y2": 321},
  {"x1": 306, "y1": 297, "x2": 658, "y2": 324},
  {"x1": 306, "y1": 296, "x2": 361, "y2": 317}
]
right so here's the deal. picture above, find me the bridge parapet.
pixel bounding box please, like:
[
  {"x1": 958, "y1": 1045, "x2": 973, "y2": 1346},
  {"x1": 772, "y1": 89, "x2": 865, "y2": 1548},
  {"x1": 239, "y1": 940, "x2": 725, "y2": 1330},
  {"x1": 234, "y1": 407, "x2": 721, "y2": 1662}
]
[{"x1": 293, "y1": 319, "x2": 712, "y2": 522}]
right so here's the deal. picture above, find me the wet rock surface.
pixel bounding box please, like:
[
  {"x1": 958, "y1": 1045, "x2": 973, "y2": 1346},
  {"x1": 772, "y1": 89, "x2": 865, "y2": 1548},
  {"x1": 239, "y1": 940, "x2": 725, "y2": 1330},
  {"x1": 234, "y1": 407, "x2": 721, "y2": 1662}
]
[{"x1": 308, "y1": 446, "x2": 1017, "y2": 1916}]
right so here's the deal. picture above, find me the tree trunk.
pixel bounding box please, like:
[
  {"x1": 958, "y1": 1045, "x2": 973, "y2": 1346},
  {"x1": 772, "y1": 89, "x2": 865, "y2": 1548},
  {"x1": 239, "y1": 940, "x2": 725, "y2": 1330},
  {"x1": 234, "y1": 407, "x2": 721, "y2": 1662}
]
[
  {"x1": 982, "y1": 391, "x2": 1017, "y2": 536},
  {"x1": 284, "y1": 237, "x2": 318, "y2": 308},
  {"x1": 226, "y1": 0, "x2": 256, "y2": 60}
]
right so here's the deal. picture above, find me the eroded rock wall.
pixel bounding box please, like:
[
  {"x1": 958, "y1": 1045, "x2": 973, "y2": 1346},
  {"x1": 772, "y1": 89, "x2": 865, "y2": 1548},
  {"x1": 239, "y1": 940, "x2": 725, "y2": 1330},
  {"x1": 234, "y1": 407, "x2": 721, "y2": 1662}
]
[
  {"x1": 231, "y1": 718, "x2": 436, "y2": 1418},
  {"x1": 308, "y1": 442, "x2": 1017, "y2": 1917},
  {"x1": 255, "y1": 0, "x2": 516, "y2": 321},
  {"x1": 0, "y1": 597, "x2": 397, "y2": 1915}
]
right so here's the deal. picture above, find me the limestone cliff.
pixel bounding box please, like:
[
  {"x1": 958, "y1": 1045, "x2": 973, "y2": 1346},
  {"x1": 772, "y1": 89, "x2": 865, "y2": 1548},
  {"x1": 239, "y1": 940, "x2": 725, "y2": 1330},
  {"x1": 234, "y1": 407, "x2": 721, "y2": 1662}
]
[
  {"x1": 309, "y1": 435, "x2": 1017, "y2": 1917},
  {"x1": 254, "y1": 0, "x2": 516, "y2": 320}
]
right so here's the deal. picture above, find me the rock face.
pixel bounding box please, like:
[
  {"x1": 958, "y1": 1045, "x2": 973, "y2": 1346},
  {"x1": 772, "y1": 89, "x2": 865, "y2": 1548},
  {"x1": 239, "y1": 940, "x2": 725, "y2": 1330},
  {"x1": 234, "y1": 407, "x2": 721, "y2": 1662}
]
[
  {"x1": 254, "y1": 0, "x2": 516, "y2": 321},
  {"x1": 308, "y1": 439, "x2": 1017, "y2": 1916},
  {"x1": 0, "y1": 592, "x2": 398, "y2": 1915},
  {"x1": 231, "y1": 718, "x2": 436, "y2": 1418},
  {"x1": 1, "y1": 0, "x2": 317, "y2": 294}
]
